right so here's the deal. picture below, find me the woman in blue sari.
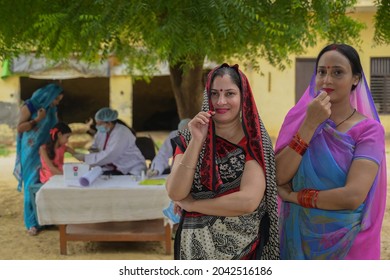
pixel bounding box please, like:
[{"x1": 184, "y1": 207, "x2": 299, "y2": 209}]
[
  {"x1": 13, "y1": 84, "x2": 64, "y2": 236},
  {"x1": 275, "y1": 44, "x2": 386, "y2": 259}
]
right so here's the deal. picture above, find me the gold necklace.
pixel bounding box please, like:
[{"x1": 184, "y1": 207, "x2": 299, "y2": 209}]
[{"x1": 335, "y1": 109, "x2": 356, "y2": 128}]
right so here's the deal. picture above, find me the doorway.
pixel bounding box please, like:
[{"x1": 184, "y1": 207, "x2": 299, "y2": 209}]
[{"x1": 20, "y1": 77, "x2": 109, "y2": 124}]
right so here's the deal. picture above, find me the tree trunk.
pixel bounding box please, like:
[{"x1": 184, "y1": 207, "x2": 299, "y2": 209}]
[{"x1": 169, "y1": 61, "x2": 204, "y2": 120}]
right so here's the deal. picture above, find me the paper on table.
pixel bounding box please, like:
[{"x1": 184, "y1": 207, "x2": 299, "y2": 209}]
[
  {"x1": 79, "y1": 166, "x2": 103, "y2": 186},
  {"x1": 139, "y1": 178, "x2": 166, "y2": 185}
]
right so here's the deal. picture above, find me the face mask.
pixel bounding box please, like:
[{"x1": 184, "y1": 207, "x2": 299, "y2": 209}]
[{"x1": 96, "y1": 125, "x2": 108, "y2": 133}]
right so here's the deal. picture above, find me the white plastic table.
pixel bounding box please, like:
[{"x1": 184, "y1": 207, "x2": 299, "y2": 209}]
[{"x1": 36, "y1": 175, "x2": 171, "y2": 255}]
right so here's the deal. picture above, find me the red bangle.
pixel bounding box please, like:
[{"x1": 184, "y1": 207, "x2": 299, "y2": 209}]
[
  {"x1": 313, "y1": 190, "x2": 319, "y2": 208},
  {"x1": 297, "y1": 189, "x2": 319, "y2": 208},
  {"x1": 295, "y1": 133, "x2": 309, "y2": 148},
  {"x1": 289, "y1": 140, "x2": 306, "y2": 156},
  {"x1": 289, "y1": 133, "x2": 309, "y2": 156}
]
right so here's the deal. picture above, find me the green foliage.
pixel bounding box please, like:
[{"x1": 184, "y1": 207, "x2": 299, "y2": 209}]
[
  {"x1": 374, "y1": 0, "x2": 390, "y2": 45},
  {"x1": 0, "y1": 0, "x2": 373, "y2": 74},
  {"x1": 0, "y1": 145, "x2": 11, "y2": 157}
]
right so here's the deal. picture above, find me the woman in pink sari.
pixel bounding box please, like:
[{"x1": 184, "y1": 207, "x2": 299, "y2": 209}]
[{"x1": 275, "y1": 44, "x2": 387, "y2": 259}]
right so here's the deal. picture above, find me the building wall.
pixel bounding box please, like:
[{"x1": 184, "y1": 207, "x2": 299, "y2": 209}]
[
  {"x1": 132, "y1": 76, "x2": 178, "y2": 132},
  {"x1": 244, "y1": 8, "x2": 390, "y2": 139},
  {"x1": 244, "y1": 63, "x2": 295, "y2": 139},
  {"x1": 355, "y1": 11, "x2": 390, "y2": 131},
  {"x1": 0, "y1": 74, "x2": 20, "y2": 103},
  {"x1": 0, "y1": 73, "x2": 20, "y2": 144},
  {"x1": 109, "y1": 75, "x2": 133, "y2": 127}
]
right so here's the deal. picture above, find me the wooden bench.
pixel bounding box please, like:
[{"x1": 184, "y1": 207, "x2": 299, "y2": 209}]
[{"x1": 58, "y1": 219, "x2": 172, "y2": 255}]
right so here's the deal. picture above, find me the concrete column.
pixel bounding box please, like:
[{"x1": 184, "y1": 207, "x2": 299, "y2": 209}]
[{"x1": 109, "y1": 76, "x2": 133, "y2": 126}]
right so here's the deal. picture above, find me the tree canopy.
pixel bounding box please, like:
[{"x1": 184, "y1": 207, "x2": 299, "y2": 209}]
[
  {"x1": 0, "y1": 0, "x2": 388, "y2": 118},
  {"x1": 374, "y1": 0, "x2": 390, "y2": 45}
]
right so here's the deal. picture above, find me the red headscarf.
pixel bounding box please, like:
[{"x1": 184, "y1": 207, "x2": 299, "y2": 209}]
[{"x1": 201, "y1": 63, "x2": 266, "y2": 191}]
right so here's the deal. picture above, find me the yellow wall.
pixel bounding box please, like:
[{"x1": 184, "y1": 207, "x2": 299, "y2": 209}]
[
  {"x1": 354, "y1": 11, "x2": 390, "y2": 132},
  {"x1": 244, "y1": 65, "x2": 295, "y2": 139},
  {"x1": 109, "y1": 76, "x2": 133, "y2": 126},
  {"x1": 0, "y1": 62, "x2": 20, "y2": 103},
  {"x1": 245, "y1": 9, "x2": 390, "y2": 139}
]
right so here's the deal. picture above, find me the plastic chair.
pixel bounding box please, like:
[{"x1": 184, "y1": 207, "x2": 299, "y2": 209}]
[{"x1": 135, "y1": 136, "x2": 157, "y2": 162}]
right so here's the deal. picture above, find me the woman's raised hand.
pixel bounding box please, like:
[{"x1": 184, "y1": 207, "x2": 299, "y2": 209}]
[
  {"x1": 188, "y1": 111, "x2": 214, "y2": 143},
  {"x1": 36, "y1": 108, "x2": 47, "y2": 122},
  {"x1": 305, "y1": 91, "x2": 331, "y2": 128}
]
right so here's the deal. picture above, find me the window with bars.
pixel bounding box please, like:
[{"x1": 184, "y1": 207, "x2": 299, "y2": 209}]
[{"x1": 371, "y1": 58, "x2": 390, "y2": 114}]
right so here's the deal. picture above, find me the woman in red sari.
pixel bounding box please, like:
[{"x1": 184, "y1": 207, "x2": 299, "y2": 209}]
[{"x1": 166, "y1": 63, "x2": 279, "y2": 260}]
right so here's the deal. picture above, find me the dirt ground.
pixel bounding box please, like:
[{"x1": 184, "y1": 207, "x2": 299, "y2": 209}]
[
  {"x1": 0, "y1": 132, "x2": 173, "y2": 260},
  {"x1": 0, "y1": 136, "x2": 389, "y2": 260}
]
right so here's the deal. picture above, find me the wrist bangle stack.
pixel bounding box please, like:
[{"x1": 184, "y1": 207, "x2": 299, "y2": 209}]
[
  {"x1": 297, "y1": 189, "x2": 319, "y2": 208},
  {"x1": 179, "y1": 162, "x2": 196, "y2": 170},
  {"x1": 289, "y1": 132, "x2": 309, "y2": 156}
]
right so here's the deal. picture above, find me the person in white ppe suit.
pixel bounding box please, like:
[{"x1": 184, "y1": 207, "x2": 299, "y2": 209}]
[
  {"x1": 74, "y1": 107, "x2": 146, "y2": 175},
  {"x1": 147, "y1": 118, "x2": 190, "y2": 225},
  {"x1": 147, "y1": 118, "x2": 190, "y2": 177}
]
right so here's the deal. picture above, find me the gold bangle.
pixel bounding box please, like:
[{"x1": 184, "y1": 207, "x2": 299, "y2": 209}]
[{"x1": 179, "y1": 162, "x2": 196, "y2": 170}]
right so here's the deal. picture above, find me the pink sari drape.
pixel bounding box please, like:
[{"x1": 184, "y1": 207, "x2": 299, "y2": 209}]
[{"x1": 275, "y1": 73, "x2": 387, "y2": 259}]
